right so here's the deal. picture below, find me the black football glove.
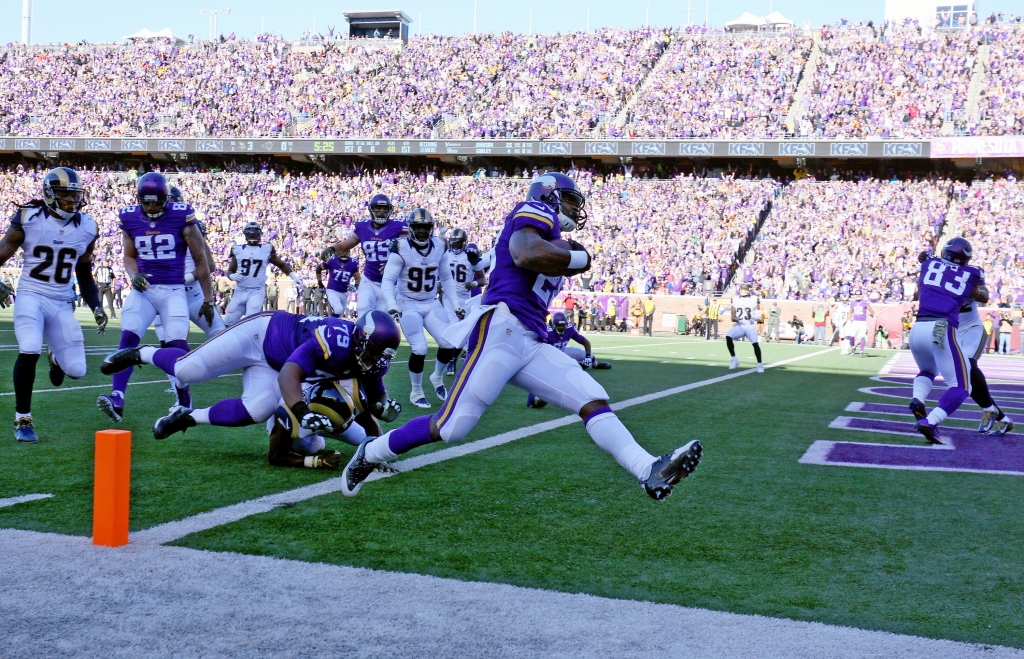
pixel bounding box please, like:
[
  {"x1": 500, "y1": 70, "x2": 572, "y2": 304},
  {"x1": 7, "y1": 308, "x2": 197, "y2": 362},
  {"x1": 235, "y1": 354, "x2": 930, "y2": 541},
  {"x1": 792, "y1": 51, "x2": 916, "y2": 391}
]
[
  {"x1": 388, "y1": 306, "x2": 402, "y2": 321},
  {"x1": 0, "y1": 280, "x2": 13, "y2": 308},
  {"x1": 918, "y1": 251, "x2": 930, "y2": 264},
  {"x1": 292, "y1": 401, "x2": 335, "y2": 433},
  {"x1": 131, "y1": 273, "x2": 152, "y2": 292},
  {"x1": 466, "y1": 247, "x2": 481, "y2": 266},
  {"x1": 198, "y1": 300, "x2": 215, "y2": 326},
  {"x1": 319, "y1": 246, "x2": 335, "y2": 262},
  {"x1": 374, "y1": 398, "x2": 402, "y2": 423},
  {"x1": 93, "y1": 307, "x2": 108, "y2": 334}
]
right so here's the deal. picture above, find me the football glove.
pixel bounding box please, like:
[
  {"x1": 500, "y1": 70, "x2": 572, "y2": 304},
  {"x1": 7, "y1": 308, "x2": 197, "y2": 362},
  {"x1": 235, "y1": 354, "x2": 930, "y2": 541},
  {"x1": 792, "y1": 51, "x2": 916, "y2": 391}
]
[
  {"x1": 319, "y1": 246, "x2": 335, "y2": 262},
  {"x1": 454, "y1": 307, "x2": 466, "y2": 320},
  {"x1": 566, "y1": 239, "x2": 592, "y2": 272},
  {"x1": 374, "y1": 398, "x2": 402, "y2": 423},
  {"x1": 463, "y1": 280, "x2": 476, "y2": 291},
  {"x1": 918, "y1": 251, "x2": 931, "y2": 264},
  {"x1": 292, "y1": 401, "x2": 335, "y2": 434},
  {"x1": 93, "y1": 307, "x2": 109, "y2": 334},
  {"x1": 131, "y1": 273, "x2": 152, "y2": 292},
  {"x1": 304, "y1": 451, "x2": 342, "y2": 470},
  {"x1": 388, "y1": 306, "x2": 402, "y2": 321},
  {"x1": 581, "y1": 355, "x2": 594, "y2": 369},
  {"x1": 198, "y1": 300, "x2": 216, "y2": 326},
  {"x1": 0, "y1": 280, "x2": 13, "y2": 308},
  {"x1": 228, "y1": 272, "x2": 245, "y2": 282},
  {"x1": 466, "y1": 247, "x2": 481, "y2": 266}
]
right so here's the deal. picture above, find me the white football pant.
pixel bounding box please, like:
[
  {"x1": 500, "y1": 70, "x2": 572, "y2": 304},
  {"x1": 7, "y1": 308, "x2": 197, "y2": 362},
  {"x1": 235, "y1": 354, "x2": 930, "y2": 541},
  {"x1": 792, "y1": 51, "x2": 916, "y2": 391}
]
[
  {"x1": 13, "y1": 292, "x2": 87, "y2": 378},
  {"x1": 122, "y1": 285, "x2": 189, "y2": 342},
  {"x1": 225, "y1": 285, "x2": 266, "y2": 325},
  {"x1": 398, "y1": 296, "x2": 455, "y2": 354}
]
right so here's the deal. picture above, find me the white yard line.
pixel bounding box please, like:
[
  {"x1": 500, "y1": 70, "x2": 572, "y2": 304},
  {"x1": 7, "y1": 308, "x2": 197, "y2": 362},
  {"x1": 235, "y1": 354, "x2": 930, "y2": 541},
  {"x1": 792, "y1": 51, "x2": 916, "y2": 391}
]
[
  {"x1": 0, "y1": 493, "x2": 53, "y2": 509},
  {"x1": 131, "y1": 348, "x2": 836, "y2": 546},
  {"x1": 0, "y1": 373, "x2": 242, "y2": 397}
]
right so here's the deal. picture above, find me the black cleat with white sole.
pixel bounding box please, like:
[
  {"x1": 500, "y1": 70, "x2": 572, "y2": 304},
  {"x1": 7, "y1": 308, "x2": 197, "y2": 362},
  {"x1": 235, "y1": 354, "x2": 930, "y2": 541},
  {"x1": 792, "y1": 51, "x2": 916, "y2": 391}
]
[
  {"x1": 341, "y1": 439, "x2": 380, "y2": 497},
  {"x1": 642, "y1": 440, "x2": 702, "y2": 501},
  {"x1": 101, "y1": 346, "x2": 146, "y2": 375},
  {"x1": 909, "y1": 398, "x2": 927, "y2": 422},
  {"x1": 153, "y1": 406, "x2": 197, "y2": 439},
  {"x1": 47, "y1": 347, "x2": 65, "y2": 387}
]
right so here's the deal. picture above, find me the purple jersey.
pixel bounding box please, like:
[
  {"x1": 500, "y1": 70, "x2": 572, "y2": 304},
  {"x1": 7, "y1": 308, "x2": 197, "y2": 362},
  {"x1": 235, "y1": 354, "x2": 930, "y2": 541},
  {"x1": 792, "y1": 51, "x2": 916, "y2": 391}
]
[
  {"x1": 851, "y1": 300, "x2": 868, "y2": 321},
  {"x1": 916, "y1": 257, "x2": 985, "y2": 326},
  {"x1": 325, "y1": 256, "x2": 359, "y2": 293},
  {"x1": 545, "y1": 322, "x2": 584, "y2": 351},
  {"x1": 353, "y1": 219, "x2": 406, "y2": 283},
  {"x1": 262, "y1": 311, "x2": 387, "y2": 390},
  {"x1": 483, "y1": 201, "x2": 562, "y2": 337},
  {"x1": 118, "y1": 202, "x2": 196, "y2": 285}
]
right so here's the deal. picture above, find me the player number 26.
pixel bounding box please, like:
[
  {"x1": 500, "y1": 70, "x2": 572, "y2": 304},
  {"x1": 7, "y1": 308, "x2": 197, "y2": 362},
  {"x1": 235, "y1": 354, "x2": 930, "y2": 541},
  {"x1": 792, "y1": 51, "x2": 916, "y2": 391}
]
[
  {"x1": 135, "y1": 234, "x2": 176, "y2": 260},
  {"x1": 922, "y1": 260, "x2": 971, "y2": 296}
]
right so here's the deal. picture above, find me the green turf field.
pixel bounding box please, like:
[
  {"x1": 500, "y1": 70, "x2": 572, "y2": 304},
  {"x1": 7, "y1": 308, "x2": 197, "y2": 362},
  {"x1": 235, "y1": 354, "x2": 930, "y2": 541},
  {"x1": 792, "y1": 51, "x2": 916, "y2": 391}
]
[{"x1": 1, "y1": 307, "x2": 1022, "y2": 649}]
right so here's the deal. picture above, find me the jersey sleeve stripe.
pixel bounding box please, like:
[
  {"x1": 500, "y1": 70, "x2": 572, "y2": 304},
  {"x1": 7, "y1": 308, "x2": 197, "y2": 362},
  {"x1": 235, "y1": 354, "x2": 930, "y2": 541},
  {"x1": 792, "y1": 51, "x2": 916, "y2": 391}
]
[
  {"x1": 513, "y1": 211, "x2": 555, "y2": 229},
  {"x1": 315, "y1": 326, "x2": 331, "y2": 359}
]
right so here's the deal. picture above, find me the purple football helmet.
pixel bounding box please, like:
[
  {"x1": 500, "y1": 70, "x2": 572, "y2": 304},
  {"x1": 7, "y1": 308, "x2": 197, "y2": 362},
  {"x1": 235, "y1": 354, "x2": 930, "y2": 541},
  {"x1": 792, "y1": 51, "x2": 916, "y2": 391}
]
[
  {"x1": 354, "y1": 310, "x2": 401, "y2": 375},
  {"x1": 168, "y1": 185, "x2": 184, "y2": 203},
  {"x1": 942, "y1": 237, "x2": 972, "y2": 266},
  {"x1": 367, "y1": 193, "x2": 393, "y2": 227},
  {"x1": 526, "y1": 172, "x2": 587, "y2": 232},
  {"x1": 136, "y1": 172, "x2": 170, "y2": 219},
  {"x1": 551, "y1": 311, "x2": 568, "y2": 334}
]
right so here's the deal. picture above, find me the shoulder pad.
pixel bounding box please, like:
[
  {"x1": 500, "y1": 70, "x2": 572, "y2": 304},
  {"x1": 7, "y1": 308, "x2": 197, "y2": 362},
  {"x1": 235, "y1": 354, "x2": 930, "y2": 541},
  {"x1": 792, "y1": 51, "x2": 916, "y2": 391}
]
[
  {"x1": 523, "y1": 200, "x2": 554, "y2": 214},
  {"x1": 434, "y1": 237, "x2": 448, "y2": 252},
  {"x1": 389, "y1": 240, "x2": 403, "y2": 255}
]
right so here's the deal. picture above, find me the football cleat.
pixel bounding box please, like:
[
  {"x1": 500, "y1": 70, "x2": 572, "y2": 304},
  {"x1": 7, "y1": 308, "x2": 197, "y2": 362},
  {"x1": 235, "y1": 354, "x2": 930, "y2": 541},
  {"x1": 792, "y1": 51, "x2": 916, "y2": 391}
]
[
  {"x1": 756, "y1": 363, "x2": 764, "y2": 373},
  {"x1": 446, "y1": 360, "x2": 457, "y2": 377},
  {"x1": 47, "y1": 347, "x2": 65, "y2": 387},
  {"x1": 990, "y1": 418, "x2": 1015, "y2": 437},
  {"x1": 100, "y1": 346, "x2": 145, "y2": 375},
  {"x1": 153, "y1": 406, "x2": 196, "y2": 439},
  {"x1": 642, "y1": 440, "x2": 702, "y2": 501},
  {"x1": 909, "y1": 398, "x2": 927, "y2": 422},
  {"x1": 175, "y1": 385, "x2": 192, "y2": 409},
  {"x1": 526, "y1": 393, "x2": 548, "y2": 409},
  {"x1": 341, "y1": 440, "x2": 379, "y2": 497},
  {"x1": 164, "y1": 386, "x2": 176, "y2": 395},
  {"x1": 592, "y1": 361, "x2": 612, "y2": 369},
  {"x1": 429, "y1": 371, "x2": 447, "y2": 402},
  {"x1": 14, "y1": 417, "x2": 39, "y2": 443},
  {"x1": 978, "y1": 409, "x2": 995, "y2": 434},
  {"x1": 728, "y1": 357, "x2": 740, "y2": 370},
  {"x1": 96, "y1": 394, "x2": 124, "y2": 423},
  {"x1": 410, "y1": 388, "x2": 431, "y2": 409},
  {"x1": 307, "y1": 451, "x2": 342, "y2": 470},
  {"x1": 915, "y1": 420, "x2": 942, "y2": 445}
]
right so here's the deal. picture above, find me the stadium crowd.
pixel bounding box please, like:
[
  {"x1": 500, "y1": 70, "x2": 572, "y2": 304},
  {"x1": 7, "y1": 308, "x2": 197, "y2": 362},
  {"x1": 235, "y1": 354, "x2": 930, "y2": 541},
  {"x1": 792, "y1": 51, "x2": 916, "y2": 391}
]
[{"x1": 953, "y1": 176, "x2": 1024, "y2": 304}]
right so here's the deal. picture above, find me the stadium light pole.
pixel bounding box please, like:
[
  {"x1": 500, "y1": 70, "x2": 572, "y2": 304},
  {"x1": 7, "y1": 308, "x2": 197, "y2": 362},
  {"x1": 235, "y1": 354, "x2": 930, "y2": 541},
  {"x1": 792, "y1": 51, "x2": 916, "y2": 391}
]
[
  {"x1": 586, "y1": 5, "x2": 590, "y2": 32},
  {"x1": 686, "y1": 0, "x2": 693, "y2": 25},
  {"x1": 200, "y1": 8, "x2": 231, "y2": 41},
  {"x1": 529, "y1": 8, "x2": 532, "y2": 34},
  {"x1": 473, "y1": 0, "x2": 477, "y2": 34},
  {"x1": 21, "y1": 0, "x2": 32, "y2": 46},
  {"x1": 646, "y1": 3, "x2": 649, "y2": 27}
]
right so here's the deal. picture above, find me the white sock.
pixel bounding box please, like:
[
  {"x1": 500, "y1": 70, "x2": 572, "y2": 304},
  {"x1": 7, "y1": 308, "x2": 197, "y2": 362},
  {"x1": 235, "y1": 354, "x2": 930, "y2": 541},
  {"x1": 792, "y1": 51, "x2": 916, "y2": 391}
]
[
  {"x1": 15, "y1": 412, "x2": 31, "y2": 421},
  {"x1": 984, "y1": 405, "x2": 997, "y2": 412},
  {"x1": 912, "y1": 376, "x2": 934, "y2": 402},
  {"x1": 364, "y1": 430, "x2": 398, "y2": 463},
  {"x1": 338, "y1": 422, "x2": 368, "y2": 447},
  {"x1": 190, "y1": 408, "x2": 211, "y2": 424},
  {"x1": 585, "y1": 412, "x2": 656, "y2": 481},
  {"x1": 433, "y1": 358, "x2": 447, "y2": 378},
  {"x1": 926, "y1": 408, "x2": 948, "y2": 425},
  {"x1": 139, "y1": 346, "x2": 157, "y2": 363},
  {"x1": 410, "y1": 371, "x2": 423, "y2": 389}
]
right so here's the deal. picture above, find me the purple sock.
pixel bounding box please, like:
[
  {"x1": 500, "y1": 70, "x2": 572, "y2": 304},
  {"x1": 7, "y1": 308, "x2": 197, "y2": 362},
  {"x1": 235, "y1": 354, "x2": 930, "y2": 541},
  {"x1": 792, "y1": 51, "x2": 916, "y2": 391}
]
[
  {"x1": 208, "y1": 399, "x2": 255, "y2": 427},
  {"x1": 152, "y1": 347, "x2": 187, "y2": 376},
  {"x1": 859, "y1": 338, "x2": 865, "y2": 351},
  {"x1": 387, "y1": 415, "x2": 436, "y2": 455},
  {"x1": 937, "y1": 387, "x2": 969, "y2": 417},
  {"x1": 111, "y1": 331, "x2": 141, "y2": 398}
]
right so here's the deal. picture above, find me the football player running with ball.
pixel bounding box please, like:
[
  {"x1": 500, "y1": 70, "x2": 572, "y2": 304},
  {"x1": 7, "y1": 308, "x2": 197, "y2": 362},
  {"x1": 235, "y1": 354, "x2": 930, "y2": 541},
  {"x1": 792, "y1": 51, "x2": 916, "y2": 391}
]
[
  {"x1": 101, "y1": 310, "x2": 402, "y2": 440},
  {"x1": 726, "y1": 284, "x2": 764, "y2": 373},
  {"x1": 320, "y1": 193, "x2": 407, "y2": 317},
  {"x1": 382, "y1": 208, "x2": 464, "y2": 408},
  {"x1": 342, "y1": 173, "x2": 702, "y2": 501},
  {"x1": 0, "y1": 167, "x2": 108, "y2": 442},
  {"x1": 224, "y1": 221, "x2": 303, "y2": 325},
  {"x1": 907, "y1": 238, "x2": 988, "y2": 444},
  {"x1": 97, "y1": 173, "x2": 215, "y2": 423}
]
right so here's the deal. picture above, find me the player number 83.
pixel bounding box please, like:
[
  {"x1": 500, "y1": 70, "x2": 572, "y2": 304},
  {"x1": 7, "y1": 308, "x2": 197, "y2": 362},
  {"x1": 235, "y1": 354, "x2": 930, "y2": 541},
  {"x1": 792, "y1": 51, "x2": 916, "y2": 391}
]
[{"x1": 922, "y1": 260, "x2": 970, "y2": 296}]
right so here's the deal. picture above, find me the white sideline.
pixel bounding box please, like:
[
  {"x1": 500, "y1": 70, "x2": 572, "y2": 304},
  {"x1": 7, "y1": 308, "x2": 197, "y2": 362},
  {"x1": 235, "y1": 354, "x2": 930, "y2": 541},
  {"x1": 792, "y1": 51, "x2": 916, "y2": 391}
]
[
  {"x1": 130, "y1": 348, "x2": 836, "y2": 546},
  {"x1": 0, "y1": 493, "x2": 52, "y2": 509},
  {"x1": 0, "y1": 372, "x2": 242, "y2": 397}
]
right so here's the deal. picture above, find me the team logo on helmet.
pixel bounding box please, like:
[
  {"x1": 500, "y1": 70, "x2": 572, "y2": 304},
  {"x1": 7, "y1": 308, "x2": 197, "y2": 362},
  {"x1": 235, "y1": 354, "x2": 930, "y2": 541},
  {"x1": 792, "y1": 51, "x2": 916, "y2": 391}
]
[
  {"x1": 243, "y1": 222, "x2": 262, "y2": 246},
  {"x1": 42, "y1": 167, "x2": 87, "y2": 221}
]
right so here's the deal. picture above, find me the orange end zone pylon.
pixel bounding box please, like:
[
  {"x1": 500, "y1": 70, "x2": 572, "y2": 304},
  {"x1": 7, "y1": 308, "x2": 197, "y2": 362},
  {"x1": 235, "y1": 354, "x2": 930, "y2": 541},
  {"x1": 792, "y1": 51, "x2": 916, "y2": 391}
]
[{"x1": 93, "y1": 429, "x2": 131, "y2": 547}]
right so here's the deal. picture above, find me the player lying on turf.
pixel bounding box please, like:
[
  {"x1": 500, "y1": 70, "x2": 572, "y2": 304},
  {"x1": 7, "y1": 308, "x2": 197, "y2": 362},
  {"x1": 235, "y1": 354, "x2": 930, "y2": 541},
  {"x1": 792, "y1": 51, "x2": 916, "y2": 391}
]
[
  {"x1": 908, "y1": 239, "x2": 989, "y2": 444},
  {"x1": 0, "y1": 167, "x2": 109, "y2": 443},
  {"x1": 100, "y1": 310, "x2": 402, "y2": 440},
  {"x1": 341, "y1": 173, "x2": 702, "y2": 502},
  {"x1": 267, "y1": 379, "x2": 402, "y2": 470},
  {"x1": 527, "y1": 311, "x2": 611, "y2": 409}
]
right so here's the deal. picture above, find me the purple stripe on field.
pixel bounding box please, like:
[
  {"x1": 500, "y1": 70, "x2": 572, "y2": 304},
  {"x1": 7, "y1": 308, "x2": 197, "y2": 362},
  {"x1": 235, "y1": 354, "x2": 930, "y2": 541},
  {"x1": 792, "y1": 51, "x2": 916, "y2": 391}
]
[
  {"x1": 863, "y1": 386, "x2": 1024, "y2": 403},
  {"x1": 849, "y1": 402, "x2": 1024, "y2": 422},
  {"x1": 874, "y1": 376, "x2": 1024, "y2": 395},
  {"x1": 836, "y1": 415, "x2": 1020, "y2": 441}
]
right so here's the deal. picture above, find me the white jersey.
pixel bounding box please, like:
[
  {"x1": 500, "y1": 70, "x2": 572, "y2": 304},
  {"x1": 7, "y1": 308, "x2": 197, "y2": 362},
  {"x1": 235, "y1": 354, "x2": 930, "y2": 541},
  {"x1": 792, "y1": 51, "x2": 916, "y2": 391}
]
[
  {"x1": 231, "y1": 243, "x2": 273, "y2": 288},
  {"x1": 447, "y1": 249, "x2": 482, "y2": 303},
  {"x1": 958, "y1": 300, "x2": 981, "y2": 330},
  {"x1": 732, "y1": 296, "x2": 759, "y2": 326},
  {"x1": 13, "y1": 206, "x2": 98, "y2": 301},
  {"x1": 834, "y1": 303, "x2": 851, "y2": 328},
  {"x1": 382, "y1": 236, "x2": 459, "y2": 306}
]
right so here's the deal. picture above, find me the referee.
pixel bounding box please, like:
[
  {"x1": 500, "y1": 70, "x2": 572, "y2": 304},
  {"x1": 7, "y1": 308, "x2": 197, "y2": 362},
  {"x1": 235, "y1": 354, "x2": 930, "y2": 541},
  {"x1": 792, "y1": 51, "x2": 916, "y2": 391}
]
[{"x1": 95, "y1": 261, "x2": 117, "y2": 319}]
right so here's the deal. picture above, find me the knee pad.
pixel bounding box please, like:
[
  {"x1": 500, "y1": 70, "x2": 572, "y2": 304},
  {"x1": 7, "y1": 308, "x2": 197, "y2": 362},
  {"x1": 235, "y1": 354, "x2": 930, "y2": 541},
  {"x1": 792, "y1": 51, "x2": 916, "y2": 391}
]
[
  {"x1": 173, "y1": 357, "x2": 205, "y2": 384},
  {"x1": 243, "y1": 388, "x2": 280, "y2": 423},
  {"x1": 63, "y1": 359, "x2": 88, "y2": 379}
]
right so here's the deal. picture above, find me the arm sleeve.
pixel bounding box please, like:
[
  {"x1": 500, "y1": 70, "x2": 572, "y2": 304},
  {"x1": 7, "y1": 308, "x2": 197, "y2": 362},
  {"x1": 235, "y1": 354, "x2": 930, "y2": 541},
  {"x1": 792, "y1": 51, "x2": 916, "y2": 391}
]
[
  {"x1": 9, "y1": 209, "x2": 24, "y2": 229},
  {"x1": 361, "y1": 374, "x2": 386, "y2": 404},
  {"x1": 436, "y1": 250, "x2": 461, "y2": 309},
  {"x1": 380, "y1": 250, "x2": 404, "y2": 310},
  {"x1": 76, "y1": 261, "x2": 101, "y2": 311}
]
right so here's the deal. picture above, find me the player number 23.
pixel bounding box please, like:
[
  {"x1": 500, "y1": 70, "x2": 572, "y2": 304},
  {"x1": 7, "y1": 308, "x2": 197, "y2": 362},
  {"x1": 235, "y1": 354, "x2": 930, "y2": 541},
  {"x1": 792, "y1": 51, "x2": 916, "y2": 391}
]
[
  {"x1": 135, "y1": 235, "x2": 176, "y2": 260},
  {"x1": 922, "y1": 261, "x2": 971, "y2": 295}
]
